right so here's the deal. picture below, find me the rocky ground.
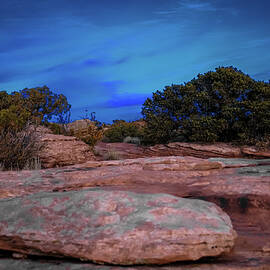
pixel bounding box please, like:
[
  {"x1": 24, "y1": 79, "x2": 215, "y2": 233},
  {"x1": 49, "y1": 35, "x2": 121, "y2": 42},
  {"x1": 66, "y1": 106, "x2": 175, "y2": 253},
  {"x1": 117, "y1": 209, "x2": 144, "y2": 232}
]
[{"x1": 0, "y1": 139, "x2": 269, "y2": 269}]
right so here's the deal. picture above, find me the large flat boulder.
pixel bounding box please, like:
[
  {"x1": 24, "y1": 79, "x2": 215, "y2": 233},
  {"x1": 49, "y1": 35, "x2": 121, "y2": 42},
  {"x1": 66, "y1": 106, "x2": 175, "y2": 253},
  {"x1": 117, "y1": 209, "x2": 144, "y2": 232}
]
[{"x1": 0, "y1": 189, "x2": 236, "y2": 265}]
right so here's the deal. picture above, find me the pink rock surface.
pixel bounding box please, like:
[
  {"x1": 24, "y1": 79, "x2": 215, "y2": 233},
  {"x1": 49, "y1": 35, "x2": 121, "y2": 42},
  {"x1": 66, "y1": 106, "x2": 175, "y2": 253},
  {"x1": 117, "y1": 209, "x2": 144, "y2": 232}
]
[
  {"x1": 0, "y1": 156, "x2": 269, "y2": 268},
  {"x1": 38, "y1": 133, "x2": 96, "y2": 168},
  {"x1": 241, "y1": 146, "x2": 270, "y2": 158},
  {"x1": 95, "y1": 142, "x2": 270, "y2": 161},
  {"x1": 0, "y1": 189, "x2": 236, "y2": 265},
  {"x1": 144, "y1": 142, "x2": 243, "y2": 159}
]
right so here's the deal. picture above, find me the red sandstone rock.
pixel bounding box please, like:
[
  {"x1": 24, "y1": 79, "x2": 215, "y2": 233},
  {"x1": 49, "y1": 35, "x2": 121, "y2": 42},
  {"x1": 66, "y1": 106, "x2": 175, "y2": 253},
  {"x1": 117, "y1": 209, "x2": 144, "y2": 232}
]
[
  {"x1": 0, "y1": 189, "x2": 236, "y2": 265},
  {"x1": 95, "y1": 142, "x2": 270, "y2": 161},
  {"x1": 144, "y1": 142, "x2": 243, "y2": 159},
  {"x1": 67, "y1": 119, "x2": 95, "y2": 132},
  {"x1": 0, "y1": 156, "x2": 269, "y2": 268},
  {"x1": 94, "y1": 142, "x2": 245, "y2": 160},
  {"x1": 37, "y1": 133, "x2": 96, "y2": 168},
  {"x1": 94, "y1": 142, "x2": 144, "y2": 160},
  {"x1": 241, "y1": 146, "x2": 270, "y2": 158}
]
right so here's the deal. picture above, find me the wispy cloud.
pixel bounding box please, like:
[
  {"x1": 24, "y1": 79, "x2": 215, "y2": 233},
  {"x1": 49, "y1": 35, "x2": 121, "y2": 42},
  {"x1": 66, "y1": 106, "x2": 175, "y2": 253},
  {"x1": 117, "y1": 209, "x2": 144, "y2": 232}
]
[
  {"x1": 154, "y1": 0, "x2": 238, "y2": 17},
  {"x1": 153, "y1": 10, "x2": 178, "y2": 15},
  {"x1": 1, "y1": 0, "x2": 269, "y2": 123},
  {"x1": 179, "y1": 0, "x2": 217, "y2": 12}
]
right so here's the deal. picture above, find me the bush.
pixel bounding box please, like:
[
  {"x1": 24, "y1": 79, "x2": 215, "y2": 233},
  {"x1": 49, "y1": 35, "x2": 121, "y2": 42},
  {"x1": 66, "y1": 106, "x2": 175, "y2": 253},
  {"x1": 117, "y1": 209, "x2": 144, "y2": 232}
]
[
  {"x1": 45, "y1": 122, "x2": 68, "y2": 135},
  {"x1": 0, "y1": 123, "x2": 42, "y2": 170},
  {"x1": 142, "y1": 66, "x2": 270, "y2": 146},
  {"x1": 69, "y1": 119, "x2": 104, "y2": 148},
  {"x1": 0, "y1": 86, "x2": 71, "y2": 170},
  {"x1": 104, "y1": 120, "x2": 144, "y2": 143},
  {"x1": 123, "y1": 136, "x2": 141, "y2": 145}
]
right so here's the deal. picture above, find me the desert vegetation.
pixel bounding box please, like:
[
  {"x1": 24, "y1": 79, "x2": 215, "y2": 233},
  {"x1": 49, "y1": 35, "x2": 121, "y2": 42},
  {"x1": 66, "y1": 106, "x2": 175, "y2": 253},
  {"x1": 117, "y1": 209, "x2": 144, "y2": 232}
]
[
  {"x1": 0, "y1": 123, "x2": 42, "y2": 170},
  {"x1": 0, "y1": 86, "x2": 71, "y2": 170},
  {"x1": 103, "y1": 120, "x2": 144, "y2": 143},
  {"x1": 142, "y1": 66, "x2": 270, "y2": 146},
  {"x1": 0, "y1": 66, "x2": 269, "y2": 170},
  {"x1": 68, "y1": 120, "x2": 104, "y2": 149}
]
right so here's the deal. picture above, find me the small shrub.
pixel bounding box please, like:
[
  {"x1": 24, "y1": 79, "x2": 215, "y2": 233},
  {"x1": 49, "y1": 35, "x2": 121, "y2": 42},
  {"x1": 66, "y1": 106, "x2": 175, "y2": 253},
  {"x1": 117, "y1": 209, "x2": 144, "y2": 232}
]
[
  {"x1": 103, "y1": 149, "x2": 121, "y2": 160},
  {"x1": 239, "y1": 134, "x2": 270, "y2": 149},
  {"x1": 45, "y1": 122, "x2": 68, "y2": 135},
  {"x1": 123, "y1": 136, "x2": 141, "y2": 145},
  {"x1": 69, "y1": 120, "x2": 104, "y2": 148},
  {"x1": 0, "y1": 123, "x2": 43, "y2": 170},
  {"x1": 104, "y1": 120, "x2": 144, "y2": 143}
]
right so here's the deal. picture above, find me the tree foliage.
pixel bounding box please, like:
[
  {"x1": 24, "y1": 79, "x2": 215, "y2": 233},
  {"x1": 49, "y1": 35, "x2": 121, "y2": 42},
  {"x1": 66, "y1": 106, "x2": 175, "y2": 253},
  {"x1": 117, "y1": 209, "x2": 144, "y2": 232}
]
[
  {"x1": 0, "y1": 86, "x2": 71, "y2": 131},
  {"x1": 142, "y1": 67, "x2": 270, "y2": 145},
  {"x1": 0, "y1": 86, "x2": 71, "y2": 170}
]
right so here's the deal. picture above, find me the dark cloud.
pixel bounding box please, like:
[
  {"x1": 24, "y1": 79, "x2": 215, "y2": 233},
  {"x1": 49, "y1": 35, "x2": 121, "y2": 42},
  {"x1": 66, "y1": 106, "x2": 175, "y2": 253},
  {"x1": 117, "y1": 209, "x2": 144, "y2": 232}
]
[
  {"x1": 113, "y1": 56, "x2": 131, "y2": 65},
  {"x1": 83, "y1": 58, "x2": 106, "y2": 67},
  {"x1": 82, "y1": 56, "x2": 131, "y2": 67}
]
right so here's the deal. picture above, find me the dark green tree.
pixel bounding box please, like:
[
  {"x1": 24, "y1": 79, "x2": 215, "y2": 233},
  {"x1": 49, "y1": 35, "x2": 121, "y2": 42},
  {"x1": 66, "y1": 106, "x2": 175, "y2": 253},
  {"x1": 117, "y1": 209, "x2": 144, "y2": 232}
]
[
  {"x1": 18, "y1": 86, "x2": 71, "y2": 124},
  {"x1": 0, "y1": 86, "x2": 71, "y2": 131},
  {"x1": 0, "y1": 86, "x2": 72, "y2": 170},
  {"x1": 142, "y1": 66, "x2": 270, "y2": 145}
]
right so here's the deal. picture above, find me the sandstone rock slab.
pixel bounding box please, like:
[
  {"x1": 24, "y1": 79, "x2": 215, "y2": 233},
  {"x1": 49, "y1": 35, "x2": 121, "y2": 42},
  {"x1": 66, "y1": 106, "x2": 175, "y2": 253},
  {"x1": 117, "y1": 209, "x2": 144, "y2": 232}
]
[
  {"x1": 0, "y1": 189, "x2": 236, "y2": 265},
  {"x1": 209, "y1": 158, "x2": 270, "y2": 168},
  {"x1": 94, "y1": 142, "x2": 246, "y2": 161},
  {"x1": 38, "y1": 133, "x2": 96, "y2": 168},
  {"x1": 241, "y1": 146, "x2": 270, "y2": 159},
  {"x1": 95, "y1": 142, "x2": 270, "y2": 161},
  {"x1": 144, "y1": 142, "x2": 243, "y2": 159}
]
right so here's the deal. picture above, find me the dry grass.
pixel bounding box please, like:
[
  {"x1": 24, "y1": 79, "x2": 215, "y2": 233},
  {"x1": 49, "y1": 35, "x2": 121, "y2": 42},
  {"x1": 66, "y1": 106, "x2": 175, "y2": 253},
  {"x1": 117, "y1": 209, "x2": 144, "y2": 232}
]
[
  {"x1": 0, "y1": 123, "x2": 43, "y2": 171},
  {"x1": 103, "y1": 149, "x2": 121, "y2": 160}
]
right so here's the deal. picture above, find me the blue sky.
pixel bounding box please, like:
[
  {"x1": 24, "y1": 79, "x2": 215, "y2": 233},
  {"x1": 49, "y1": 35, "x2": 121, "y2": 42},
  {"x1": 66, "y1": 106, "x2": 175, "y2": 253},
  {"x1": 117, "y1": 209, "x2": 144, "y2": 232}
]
[{"x1": 1, "y1": 0, "x2": 270, "y2": 123}]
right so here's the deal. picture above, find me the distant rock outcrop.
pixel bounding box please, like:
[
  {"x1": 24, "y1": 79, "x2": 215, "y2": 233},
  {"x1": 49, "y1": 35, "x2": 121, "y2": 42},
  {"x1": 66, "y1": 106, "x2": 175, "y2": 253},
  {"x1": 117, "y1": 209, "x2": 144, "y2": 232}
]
[
  {"x1": 37, "y1": 132, "x2": 96, "y2": 168},
  {"x1": 66, "y1": 119, "x2": 95, "y2": 133}
]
